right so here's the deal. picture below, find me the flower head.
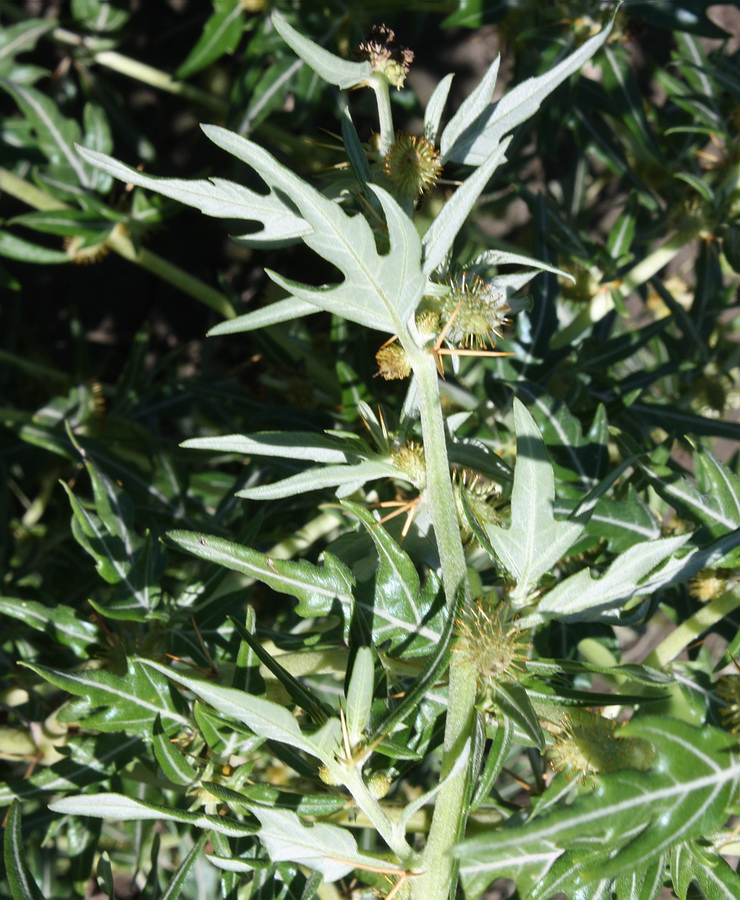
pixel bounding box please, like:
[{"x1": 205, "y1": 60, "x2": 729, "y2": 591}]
[
  {"x1": 383, "y1": 132, "x2": 442, "y2": 201},
  {"x1": 454, "y1": 600, "x2": 529, "y2": 701},
  {"x1": 548, "y1": 710, "x2": 655, "y2": 781},
  {"x1": 356, "y1": 24, "x2": 414, "y2": 89}
]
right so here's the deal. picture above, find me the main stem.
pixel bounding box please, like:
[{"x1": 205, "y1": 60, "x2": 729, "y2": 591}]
[{"x1": 411, "y1": 354, "x2": 478, "y2": 900}]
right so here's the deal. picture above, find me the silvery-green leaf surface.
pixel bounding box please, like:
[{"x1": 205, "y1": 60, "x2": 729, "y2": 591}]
[
  {"x1": 422, "y1": 137, "x2": 511, "y2": 275},
  {"x1": 521, "y1": 533, "x2": 691, "y2": 626},
  {"x1": 202, "y1": 125, "x2": 426, "y2": 335},
  {"x1": 207, "y1": 297, "x2": 320, "y2": 335},
  {"x1": 140, "y1": 659, "x2": 342, "y2": 762},
  {"x1": 482, "y1": 400, "x2": 586, "y2": 606},
  {"x1": 236, "y1": 461, "x2": 401, "y2": 501},
  {"x1": 441, "y1": 15, "x2": 615, "y2": 165},
  {"x1": 181, "y1": 430, "x2": 360, "y2": 464},
  {"x1": 48, "y1": 793, "x2": 255, "y2": 838},
  {"x1": 251, "y1": 806, "x2": 404, "y2": 882},
  {"x1": 271, "y1": 13, "x2": 372, "y2": 90},
  {"x1": 75, "y1": 146, "x2": 311, "y2": 246}
]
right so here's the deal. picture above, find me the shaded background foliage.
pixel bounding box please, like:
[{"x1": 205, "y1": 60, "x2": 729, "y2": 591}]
[{"x1": 1, "y1": 1, "x2": 740, "y2": 899}]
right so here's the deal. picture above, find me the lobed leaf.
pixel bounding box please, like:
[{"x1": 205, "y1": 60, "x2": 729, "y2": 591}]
[
  {"x1": 163, "y1": 530, "x2": 354, "y2": 619},
  {"x1": 441, "y1": 14, "x2": 616, "y2": 165},
  {"x1": 75, "y1": 146, "x2": 311, "y2": 246},
  {"x1": 48, "y1": 793, "x2": 256, "y2": 838},
  {"x1": 525, "y1": 533, "x2": 691, "y2": 625},
  {"x1": 202, "y1": 124, "x2": 426, "y2": 335},
  {"x1": 481, "y1": 400, "x2": 586, "y2": 606},
  {"x1": 457, "y1": 718, "x2": 740, "y2": 892},
  {"x1": 140, "y1": 659, "x2": 342, "y2": 762},
  {"x1": 23, "y1": 658, "x2": 191, "y2": 735},
  {"x1": 271, "y1": 13, "x2": 371, "y2": 91}
]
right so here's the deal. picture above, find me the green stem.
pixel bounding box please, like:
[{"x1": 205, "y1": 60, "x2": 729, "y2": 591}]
[
  {"x1": 51, "y1": 28, "x2": 228, "y2": 116},
  {"x1": 0, "y1": 167, "x2": 235, "y2": 319},
  {"x1": 550, "y1": 226, "x2": 704, "y2": 350},
  {"x1": 341, "y1": 768, "x2": 416, "y2": 864},
  {"x1": 410, "y1": 354, "x2": 477, "y2": 900},
  {"x1": 371, "y1": 77, "x2": 395, "y2": 158},
  {"x1": 646, "y1": 586, "x2": 740, "y2": 669}
]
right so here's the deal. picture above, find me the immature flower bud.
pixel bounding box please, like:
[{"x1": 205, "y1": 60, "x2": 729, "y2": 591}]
[
  {"x1": 318, "y1": 764, "x2": 343, "y2": 786},
  {"x1": 452, "y1": 468, "x2": 503, "y2": 542},
  {"x1": 390, "y1": 441, "x2": 426, "y2": 488},
  {"x1": 367, "y1": 771, "x2": 392, "y2": 798},
  {"x1": 376, "y1": 340, "x2": 411, "y2": 380},
  {"x1": 689, "y1": 568, "x2": 728, "y2": 602},
  {"x1": 716, "y1": 674, "x2": 740, "y2": 733}
]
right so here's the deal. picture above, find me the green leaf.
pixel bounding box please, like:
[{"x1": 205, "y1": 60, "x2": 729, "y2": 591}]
[
  {"x1": 61, "y1": 483, "x2": 162, "y2": 621},
  {"x1": 163, "y1": 530, "x2": 354, "y2": 619},
  {"x1": 160, "y1": 833, "x2": 209, "y2": 900},
  {"x1": 670, "y1": 840, "x2": 740, "y2": 900},
  {"x1": 152, "y1": 715, "x2": 198, "y2": 786},
  {"x1": 345, "y1": 501, "x2": 446, "y2": 656},
  {"x1": 526, "y1": 533, "x2": 691, "y2": 625},
  {"x1": 202, "y1": 124, "x2": 426, "y2": 335},
  {"x1": 638, "y1": 446, "x2": 740, "y2": 548},
  {"x1": 72, "y1": 0, "x2": 130, "y2": 33},
  {"x1": 271, "y1": 13, "x2": 371, "y2": 90},
  {"x1": 614, "y1": 856, "x2": 664, "y2": 900},
  {"x1": 422, "y1": 137, "x2": 511, "y2": 275},
  {"x1": 229, "y1": 616, "x2": 330, "y2": 725},
  {"x1": 481, "y1": 400, "x2": 586, "y2": 606},
  {"x1": 76, "y1": 146, "x2": 312, "y2": 246},
  {"x1": 250, "y1": 806, "x2": 403, "y2": 882},
  {"x1": 495, "y1": 682, "x2": 545, "y2": 751},
  {"x1": 0, "y1": 734, "x2": 142, "y2": 807},
  {"x1": 4, "y1": 801, "x2": 47, "y2": 900},
  {"x1": 0, "y1": 80, "x2": 89, "y2": 185},
  {"x1": 9, "y1": 209, "x2": 114, "y2": 239},
  {"x1": 456, "y1": 718, "x2": 740, "y2": 890},
  {"x1": 424, "y1": 73, "x2": 454, "y2": 146},
  {"x1": 0, "y1": 19, "x2": 57, "y2": 76},
  {"x1": 181, "y1": 430, "x2": 358, "y2": 464},
  {"x1": 439, "y1": 55, "x2": 500, "y2": 162},
  {"x1": 236, "y1": 460, "x2": 401, "y2": 500},
  {"x1": 0, "y1": 596, "x2": 99, "y2": 657},
  {"x1": 176, "y1": 1, "x2": 245, "y2": 80},
  {"x1": 23, "y1": 658, "x2": 191, "y2": 735},
  {"x1": 345, "y1": 646, "x2": 375, "y2": 745},
  {"x1": 586, "y1": 489, "x2": 661, "y2": 554},
  {"x1": 48, "y1": 793, "x2": 256, "y2": 838},
  {"x1": 207, "y1": 297, "x2": 320, "y2": 335},
  {"x1": 441, "y1": 14, "x2": 615, "y2": 165},
  {"x1": 0, "y1": 231, "x2": 70, "y2": 264},
  {"x1": 140, "y1": 659, "x2": 341, "y2": 762}
]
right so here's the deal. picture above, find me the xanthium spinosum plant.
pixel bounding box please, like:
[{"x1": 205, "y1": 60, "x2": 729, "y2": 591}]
[{"x1": 14, "y1": 9, "x2": 740, "y2": 900}]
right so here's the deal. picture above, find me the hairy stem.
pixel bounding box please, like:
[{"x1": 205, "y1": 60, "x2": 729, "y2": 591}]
[
  {"x1": 371, "y1": 77, "x2": 395, "y2": 158},
  {"x1": 411, "y1": 354, "x2": 477, "y2": 900}
]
